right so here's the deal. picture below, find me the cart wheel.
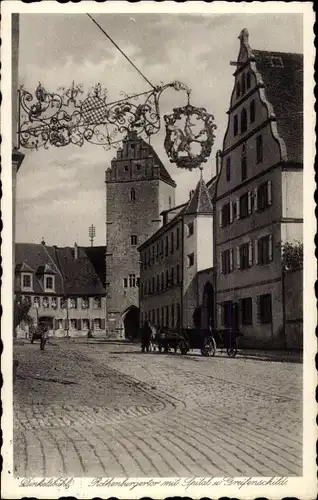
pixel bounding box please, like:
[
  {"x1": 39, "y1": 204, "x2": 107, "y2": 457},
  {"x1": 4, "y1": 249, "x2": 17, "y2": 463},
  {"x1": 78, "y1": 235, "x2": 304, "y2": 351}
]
[
  {"x1": 30, "y1": 337, "x2": 34, "y2": 344},
  {"x1": 201, "y1": 337, "x2": 216, "y2": 357},
  {"x1": 227, "y1": 347, "x2": 237, "y2": 358}
]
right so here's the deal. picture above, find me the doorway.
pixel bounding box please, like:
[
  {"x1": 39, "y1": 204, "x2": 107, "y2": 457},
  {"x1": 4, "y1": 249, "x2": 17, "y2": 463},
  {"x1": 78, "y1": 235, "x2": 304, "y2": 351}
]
[
  {"x1": 202, "y1": 282, "x2": 214, "y2": 329},
  {"x1": 122, "y1": 306, "x2": 140, "y2": 340}
]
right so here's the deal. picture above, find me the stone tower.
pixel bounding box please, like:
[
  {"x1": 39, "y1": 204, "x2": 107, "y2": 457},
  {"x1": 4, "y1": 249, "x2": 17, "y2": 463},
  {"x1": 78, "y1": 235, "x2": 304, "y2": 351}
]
[{"x1": 105, "y1": 131, "x2": 176, "y2": 338}]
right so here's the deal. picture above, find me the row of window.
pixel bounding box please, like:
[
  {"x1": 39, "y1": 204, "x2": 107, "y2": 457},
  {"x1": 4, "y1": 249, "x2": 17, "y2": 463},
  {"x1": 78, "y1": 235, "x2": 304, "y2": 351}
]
[
  {"x1": 21, "y1": 295, "x2": 102, "y2": 309},
  {"x1": 141, "y1": 265, "x2": 182, "y2": 297},
  {"x1": 221, "y1": 294, "x2": 272, "y2": 326},
  {"x1": 142, "y1": 303, "x2": 181, "y2": 329},
  {"x1": 225, "y1": 135, "x2": 263, "y2": 184},
  {"x1": 236, "y1": 71, "x2": 252, "y2": 100},
  {"x1": 54, "y1": 318, "x2": 104, "y2": 330},
  {"x1": 141, "y1": 226, "x2": 181, "y2": 268},
  {"x1": 21, "y1": 274, "x2": 55, "y2": 292},
  {"x1": 220, "y1": 234, "x2": 273, "y2": 274},
  {"x1": 123, "y1": 274, "x2": 140, "y2": 288},
  {"x1": 233, "y1": 100, "x2": 256, "y2": 137},
  {"x1": 220, "y1": 180, "x2": 272, "y2": 227}
]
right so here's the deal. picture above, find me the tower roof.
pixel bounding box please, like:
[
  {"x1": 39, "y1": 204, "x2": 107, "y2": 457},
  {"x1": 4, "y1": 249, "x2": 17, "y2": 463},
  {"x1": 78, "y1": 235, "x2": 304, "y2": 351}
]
[{"x1": 184, "y1": 176, "x2": 213, "y2": 215}]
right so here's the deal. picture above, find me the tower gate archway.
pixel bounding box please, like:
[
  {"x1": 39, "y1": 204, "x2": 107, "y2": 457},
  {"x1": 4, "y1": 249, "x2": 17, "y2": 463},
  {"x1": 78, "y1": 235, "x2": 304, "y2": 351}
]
[{"x1": 122, "y1": 306, "x2": 140, "y2": 340}]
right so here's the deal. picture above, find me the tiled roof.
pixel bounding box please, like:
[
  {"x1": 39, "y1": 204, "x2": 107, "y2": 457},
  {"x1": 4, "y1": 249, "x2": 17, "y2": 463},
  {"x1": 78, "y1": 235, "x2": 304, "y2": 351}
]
[
  {"x1": 15, "y1": 243, "x2": 105, "y2": 296},
  {"x1": 141, "y1": 138, "x2": 176, "y2": 187},
  {"x1": 184, "y1": 177, "x2": 213, "y2": 215},
  {"x1": 83, "y1": 246, "x2": 106, "y2": 287},
  {"x1": 253, "y1": 50, "x2": 303, "y2": 163}
]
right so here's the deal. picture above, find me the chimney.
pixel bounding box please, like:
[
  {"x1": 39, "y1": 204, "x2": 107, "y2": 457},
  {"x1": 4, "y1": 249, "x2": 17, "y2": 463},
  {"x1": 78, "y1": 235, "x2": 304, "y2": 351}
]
[
  {"x1": 74, "y1": 242, "x2": 78, "y2": 260},
  {"x1": 41, "y1": 238, "x2": 46, "y2": 246}
]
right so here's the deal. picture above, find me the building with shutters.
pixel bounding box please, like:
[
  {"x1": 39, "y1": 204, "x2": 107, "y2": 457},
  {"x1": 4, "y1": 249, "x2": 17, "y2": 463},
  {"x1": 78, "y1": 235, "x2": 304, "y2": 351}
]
[
  {"x1": 215, "y1": 29, "x2": 303, "y2": 348},
  {"x1": 14, "y1": 242, "x2": 106, "y2": 338},
  {"x1": 105, "y1": 130, "x2": 176, "y2": 339},
  {"x1": 138, "y1": 175, "x2": 217, "y2": 330}
]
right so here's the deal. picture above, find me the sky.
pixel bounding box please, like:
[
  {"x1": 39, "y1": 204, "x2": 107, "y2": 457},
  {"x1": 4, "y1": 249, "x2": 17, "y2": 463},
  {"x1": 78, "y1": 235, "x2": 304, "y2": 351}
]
[{"x1": 15, "y1": 12, "x2": 303, "y2": 247}]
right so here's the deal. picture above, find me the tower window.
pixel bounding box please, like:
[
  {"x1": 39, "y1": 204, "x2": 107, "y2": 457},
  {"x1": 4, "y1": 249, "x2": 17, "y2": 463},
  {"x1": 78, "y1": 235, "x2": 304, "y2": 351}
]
[
  {"x1": 241, "y1": 153, "x2": 247, "y2": 181},
  {"x1": 241, "y1": 73, "x2": 246, "y2": 95},
  {"x1": 124, "y1": 165, "x2": 129, "y2": 172},
  {"x1": 256, "y1": 135, "x2": 263, "y2": 163},
  {"x1": 236, "y1": 81, "x2": 241, "y2": 99},
  {"x1": 241, "y1": 108, "x2": 247, "y2": 133},
  {"x1": 187, "y1": 253, "x2": 194, "y2": 267},
  {"x1": 234, "y1": 115, "x2": 238, "y2": 136},
  {"x1": 226, "y1": 157, "x2": 231, "y2": 182},
  {"x1": 130, "y1": 188, "x2": 136, "y2": 201},
  {"x1": 246, "y1": 72, "x2": 251, "y2": 90},
  {"x1": 130, "y1": 235, "x2": 138, "y2": 246}
]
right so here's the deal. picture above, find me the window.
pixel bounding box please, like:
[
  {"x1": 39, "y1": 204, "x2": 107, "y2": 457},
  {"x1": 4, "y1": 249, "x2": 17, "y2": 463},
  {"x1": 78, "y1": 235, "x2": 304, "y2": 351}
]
[
  {"x1": 236, "y1": 81, "x2": 241, "y2": 98},
  {"x1": 70, "y1": 319, "x2": 77, "y2": 329},
  {"x1": 239, "y1": 193, "x2": 249, "y2": 219},
  {"x1": 51, "y1": 297, "x2": 57, "y2": 309},
  {"x1": 171, "y1": 267, "x2": 174, "y2": 285},
  {"x1": 176, "y1": 227, "x2": 180, "y2": 249},
  {"x1": 33, "y1": 296, "x2": 40, "y2": 307},
  {"x1": 176, "y1": 264, "x2": 180, "y2": 283},
  {"x1": 187, "y1": 222, "x2": 194, "y2": 236},
  {"x1": 22, "y1": 273, "x2": 32, "y2": 290},
  {"x1": 130, "y1": 235, "x2": 138, "y2": 246},
  {"x1": 45, "y1": 276, "x2": 54, "y2": 291},
  {"x1": 123, "y1": 278, "x2": 128, "y2": 288},
  {"x1": 161, "y1": 272, "x2": 164, "y2": 290},
  {"x1": 232, "y1": 200, "x2": 238, "y2": 221},
  {"x1": 93, "y1": 318, "x2": 102, "y2": 330},
  {"x1": 165, "y1": 269, "x2": 169, "y2": 288},
  {"x1": 156, "y1": 308, "x2": 160, "y2": 326},
  {"x1": 165, "y1": 236, "x2": 169, "y2": 256},
  {"x1": 234, "y1": 115, "x2": 238, "y2": 136},
  {"x1": 256, "y1": 135, "x2": 263, "y2": 163},
  {"x1": 42, "y1": 297, "x2": 49, "y2": 308},
  {"x1": 57, "y1": 319, "x2": 64, "y2": 330},
  {"x1": 239, "y1": 242, "x2": 251, "y2": 270},
  {"x1": 152, "y1": 277, "x2": 155, "y2": 294},
  {"x1": 82, "y1": 319, "x2": 90, "y2": 330},
  {"x1": 258, "y1": 235, "x2": 273, "y2": 265},
  {"x1": 259, "y1": 294, "x2": 272, "y2": 323},
  {"x1": 222, "y1": 300, "x2": 233, "y2": 327},
  {"x1": 166, "y1": 306, "x2": 169, "y2": 327},
  {"x1": 187, "y1": 253, "x2": 194, "y2": 267},
  {"x1": 170, "y1": 232, "x2": 174, "y2": 253},
  {"x1": 82, "y1": 297, "x2": 89, "y2": 309},
  {"x1": 257, "y1": 181, "x2": 272, "y2": 211},
  {"x1": 246, "y1": 72, "x2": 251, "y2": 90},
  {"x1": 241, "y1": 154, "x2": 247, "y2": 181},
  {"x1": 136, "y1": 277, "x2": 140, "y2": 288},
  {"x1": 221, "y1": 203, "x2": 231, "y2": 227},
  {"x1": 270, "y1": 56, "x2": 284, "y2": 68},
  {"x1": 241, "y1": 108, "x2": 247, "y2": 133},
  {"x1": 221, "y1": 249, "x2": 233, "y2": 274},
  {"x1": 93, "y1": 297, "x2": 102, "y2": 309},
  {"x1": 70, "y1": 297, "x2": 77, "y2": 309},
  {"x1": 241, "y1": 73, "x2": 246, "y2": 95},
  {"x1": 176, "y1": 303, "x2": 181, "y2": 328},
  {"x1": 226, "y1": 157, "x2": 231, "y2": 182},
  {"x1": 60, "y1": 297, "x2": 67, "y2": 309},
  {"x1": 250, "y1": 100, "x2": 255, "y2": 123},
  {"x1": 130, "y1": 188, "x2": 136, "y2": 201},
  {"x1": 136, "y1": 163, "x2": 141, "y2": 171},
  {"x1": 241, "y1": 297, "x2": 252, "y2": 325},
  {"x1": 156, "y1": 275, "x2": 160, "y2": 292},
  {"x1": 171, "y1": 303, "x2": 175, "y2": 328}
]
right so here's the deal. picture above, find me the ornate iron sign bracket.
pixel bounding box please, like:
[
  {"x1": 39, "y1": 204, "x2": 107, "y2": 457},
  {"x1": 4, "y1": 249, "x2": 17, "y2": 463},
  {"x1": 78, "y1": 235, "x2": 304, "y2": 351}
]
[{"x1": 18, "y1": 80, "x2": 216, "y2": 171}]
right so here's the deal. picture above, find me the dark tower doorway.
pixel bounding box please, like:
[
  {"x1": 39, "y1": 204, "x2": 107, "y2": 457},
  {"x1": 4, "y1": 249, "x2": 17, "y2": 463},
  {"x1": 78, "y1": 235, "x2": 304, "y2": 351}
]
[
  {"x1": 202, "y1": 282, "x2": 214, "y2": 329},
  {"x1": 123, "y1": 306, "x2": 140, "y2": 340}
]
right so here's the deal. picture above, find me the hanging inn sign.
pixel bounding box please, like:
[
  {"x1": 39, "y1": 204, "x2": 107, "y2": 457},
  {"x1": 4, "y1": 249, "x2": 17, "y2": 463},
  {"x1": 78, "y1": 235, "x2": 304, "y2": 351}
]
[{"x1": 18, "y1": 79, "x2": 216, "y2": 171}]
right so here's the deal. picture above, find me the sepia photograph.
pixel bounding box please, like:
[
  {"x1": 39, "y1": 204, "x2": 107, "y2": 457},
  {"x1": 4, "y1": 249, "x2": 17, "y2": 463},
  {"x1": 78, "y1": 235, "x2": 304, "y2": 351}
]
[{"x1": 2, "y1": 1, "x2": 316, "y2": 499}]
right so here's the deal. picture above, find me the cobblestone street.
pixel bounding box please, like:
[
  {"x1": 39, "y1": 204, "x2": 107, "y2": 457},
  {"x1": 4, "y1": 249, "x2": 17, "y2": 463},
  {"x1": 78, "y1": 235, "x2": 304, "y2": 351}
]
[{"x1": 14, "y1": 340, "x2": 302, "y2": 477}]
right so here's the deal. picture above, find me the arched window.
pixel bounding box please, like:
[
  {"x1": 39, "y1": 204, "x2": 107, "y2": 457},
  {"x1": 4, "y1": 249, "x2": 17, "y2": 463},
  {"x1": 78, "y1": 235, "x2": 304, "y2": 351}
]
[
  {"x1": 247, "y1": 72, "x2": 251, "y2": 89},
  {"x1": 250, "y1": 99, "x2": 255, "y2": 123},
  {"x1": 236, "y1": 81, "x2": 241, "y2": 99},
  {"x1": 130, "y1": 188, "x2": 136, "y2": 201},
  {"x1": 241, "y1": 73, "x2": 246, "y2": 95},
  {"x1": 240, "y1": 108, "x2": 247, "y2": 133}
]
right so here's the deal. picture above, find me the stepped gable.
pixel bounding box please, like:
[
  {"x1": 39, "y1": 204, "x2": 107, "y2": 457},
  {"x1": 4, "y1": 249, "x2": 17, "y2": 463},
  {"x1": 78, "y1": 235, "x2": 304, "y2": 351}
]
[{"x1": 253, "y1": 49, "x2": 303, "y2": 164}]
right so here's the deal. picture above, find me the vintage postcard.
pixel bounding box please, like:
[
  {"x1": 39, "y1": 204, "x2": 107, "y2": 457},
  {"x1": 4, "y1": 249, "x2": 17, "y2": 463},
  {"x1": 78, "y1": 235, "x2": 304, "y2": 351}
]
[{"x1": 1, "y1": 1, "x2": 316, "y2": 499}]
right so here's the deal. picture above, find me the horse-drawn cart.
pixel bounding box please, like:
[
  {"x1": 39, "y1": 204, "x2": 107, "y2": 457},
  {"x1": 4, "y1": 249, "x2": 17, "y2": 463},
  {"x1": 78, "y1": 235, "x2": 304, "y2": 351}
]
[{"x1": 211, "y1": 328, "x2": 243, "y2": 358}]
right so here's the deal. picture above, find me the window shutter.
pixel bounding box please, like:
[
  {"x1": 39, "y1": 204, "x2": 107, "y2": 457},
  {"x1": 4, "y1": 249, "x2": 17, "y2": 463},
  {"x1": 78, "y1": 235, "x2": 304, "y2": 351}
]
[
  {"x1": 101, "y1": 318, "x2": 106, "y2": 330},
  {"x1": 219, "y1": 208, "x2": 223, "y2": 227},
  {"x1": 236, "y1": 246, "x2": 240, "y2": 269},
  {"x1": 268, "y1": 234, "x2": 273, "y2": 261},
  {"x1": 230, "y1": 248, "x2": 234, "y2": 271},
  {"x1": 254, "y1": 239, "x2": 259, "y2": 264},
  {"x1": 267, "y1": 180, "x2": 272, "y2": 205},
  {"x1": 77, "y1": 319, "x2": 81, "y2": 330},
  {"x1": 254, "y1": 188, "x2": 258, "y2": 211},
  {"x1": 248, "y1": 191, "x2": 252, "y2": 214},
  {"x1": 248, "y1": 241, "x2": 253, "y2": 267},
  {"x1": 230, "y1": 202, "x2": 233, "y2": 223},
  {"x1": 236, "y1": 199, "x2": 240, "y2": 219}
]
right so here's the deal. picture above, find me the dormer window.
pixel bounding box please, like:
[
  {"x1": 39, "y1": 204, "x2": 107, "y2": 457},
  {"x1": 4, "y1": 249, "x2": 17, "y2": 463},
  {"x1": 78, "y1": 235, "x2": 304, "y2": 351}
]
[
  {"x1": 21, "y1": 273, "x2": 33, "y2": 291},
  {"x1": 44, "y1": 275, "x2": 55, "y2": 292},
  {"x1": 270, "y1": 56, "x2": 284, "y2": 68}
]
